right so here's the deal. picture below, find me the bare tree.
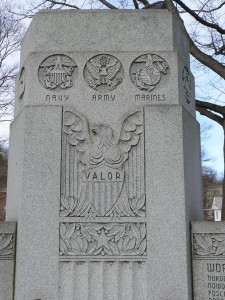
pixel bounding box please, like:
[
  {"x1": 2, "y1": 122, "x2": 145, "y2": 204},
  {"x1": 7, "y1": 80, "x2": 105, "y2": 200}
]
[
  {"x1": 202, "y1": 166, "x2": 222, "y2": 220},
  {"x1": 0, "y1": 1, "x2": 24, "y2": 124},
  {"x1": 12, "y1": 0, "x2": 225, "y2": 217},
  {"x1": 0, "y1": 140, "x2": 8, "y2": 221},
  {"x1": 0, "y1": 140, "x2": 8, "y2": 190}
]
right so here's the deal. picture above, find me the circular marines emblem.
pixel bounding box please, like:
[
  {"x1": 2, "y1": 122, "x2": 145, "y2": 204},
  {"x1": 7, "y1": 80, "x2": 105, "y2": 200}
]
[
  {"x1": 38, "y1": 54, "x2": 77, "y2": 90},
  {"x1": 130, "y1": 53, "x2": 169, "y2": 92},
  {"x1": 84, "y1": 54, "x2": 124, "y2": 92}
]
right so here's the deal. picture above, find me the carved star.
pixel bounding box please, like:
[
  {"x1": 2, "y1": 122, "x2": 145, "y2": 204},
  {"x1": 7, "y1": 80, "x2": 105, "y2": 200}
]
[{"x1": 95, "y1": 229, "x2": 112, "y2": 250}]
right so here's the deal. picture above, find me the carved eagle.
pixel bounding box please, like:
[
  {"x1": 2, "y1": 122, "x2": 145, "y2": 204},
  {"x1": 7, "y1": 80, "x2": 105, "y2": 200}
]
[
  {"x1": 62, "y1": 108, "x2": 144, "y2": 218},
  {"x1": 85, "y1": 55, "x2": 122, "y2": 90},
  {"x1": 63, "y1": 109, "x2": 143, "y2": 169}
]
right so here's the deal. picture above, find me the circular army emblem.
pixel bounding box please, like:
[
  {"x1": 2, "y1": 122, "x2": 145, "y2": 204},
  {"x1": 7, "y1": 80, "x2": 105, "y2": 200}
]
[
  {"x1": 84, "y1": 54, "x2": 124, "y2": 92},
  {"x1": 38, "y1": 54, "x2": 77, "y2": 90},
  {"x1": 182, "y1": 66, "x2": 192, "y2": 104},
  {"x1": 18, "y1": 67, "x2": 26, "y2": 99},
  {"x1": 130, "y1": 53, "x2": 169, "y2": 92}
]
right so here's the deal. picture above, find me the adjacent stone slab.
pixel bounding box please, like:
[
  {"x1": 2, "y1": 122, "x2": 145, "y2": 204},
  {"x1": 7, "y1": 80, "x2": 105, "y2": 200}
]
[
  {"x1": 7, "y1": 107, "x2": 62, "y2": 300},
  {"x1": 192, "y1": 222, "x2": 225, "y2": 300},
  {"x1": 0, "y1": 222, "x2": 16, "y2": 300}
]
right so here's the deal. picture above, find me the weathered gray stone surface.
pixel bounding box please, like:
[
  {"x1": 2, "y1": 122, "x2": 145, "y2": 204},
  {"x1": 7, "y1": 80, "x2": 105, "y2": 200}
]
[
  {"x1": 192, "y1": 222, "x2": 225, "y2": 300},
  {"x1": 0, "y1": 222, "x2": 16, "y2": 300},
  {"x1": 6, "y1": 9, "x2": 203, "y2": 300},
  {"x1": 14, "y1": 10, "x2": 194, "y2": 118},
  {"x1": 7, "y1": 106, "x2": 61, "y2": 300}
]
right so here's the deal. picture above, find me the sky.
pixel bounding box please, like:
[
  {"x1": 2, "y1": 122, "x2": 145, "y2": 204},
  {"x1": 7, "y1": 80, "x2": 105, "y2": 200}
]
[
  {"x1": 192, "y1": 57, "x2": 225, "y2": 177},
  {"x1": 197, "y1": 114, "x2": 224, "y2": 177},
  {"x1": 0, "y1": 0, "x2": 224, "y2": 177}
]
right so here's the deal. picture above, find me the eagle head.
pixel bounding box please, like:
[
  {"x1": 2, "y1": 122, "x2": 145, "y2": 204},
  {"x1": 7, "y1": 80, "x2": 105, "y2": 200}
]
[{"x1": 91, "y1": 124, "x2": 115, "y2": 149}]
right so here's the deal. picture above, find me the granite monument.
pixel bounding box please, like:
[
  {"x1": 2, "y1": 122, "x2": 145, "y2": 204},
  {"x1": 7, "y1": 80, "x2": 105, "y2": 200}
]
[{"x1": 2, "y1": 9, "x2": 204, "y2": 300}]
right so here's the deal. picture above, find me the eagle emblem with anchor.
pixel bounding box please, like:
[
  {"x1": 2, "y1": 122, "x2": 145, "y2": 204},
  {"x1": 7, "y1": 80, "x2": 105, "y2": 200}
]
[{"x1": 38, "y1": 54, "x2": 77, "y2": 90}]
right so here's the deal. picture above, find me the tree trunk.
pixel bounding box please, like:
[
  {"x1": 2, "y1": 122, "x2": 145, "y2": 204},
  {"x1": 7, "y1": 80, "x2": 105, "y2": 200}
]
[{"x1": 221, "y1": 124, "x2": 225, "y2": 220}]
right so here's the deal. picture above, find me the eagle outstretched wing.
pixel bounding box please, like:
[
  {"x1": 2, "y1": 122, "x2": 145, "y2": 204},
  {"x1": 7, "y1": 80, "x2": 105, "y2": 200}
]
[
  {"x1": 86, "y1": 61, "x2": 101, "y2": 89},
  {"x1": 105, "y1": 110, "x2": 144, "y2": 218},
  {"x1": 63, "y1": 108, "x2": 91, "y2": 165},
  {"x1": 107, "y1": 61, "x2": 121, "y2": 80},
  {"x1": 40, "y1": 61, "x2": 55, "y2": 68},
  {"x1": 118, "y1": 111, "x2": 143, "y2": 163},
  {"x1": 86, "y1": 61, "x2": 100, "y2": 80}
]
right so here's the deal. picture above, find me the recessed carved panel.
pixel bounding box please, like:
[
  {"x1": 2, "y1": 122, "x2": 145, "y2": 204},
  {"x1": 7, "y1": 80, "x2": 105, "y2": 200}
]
[
  {"x1": 61, "y1": 108, "x2": 145, "y2": 219},
  {"x1": 38, "y1": 54, "x2": 77, "y2": 90},
  {"x1": 182, "y1": 66, "x2": 192, "y2": 104},
  {"x1": 59, "y1": 222, "x2": 146, "y2": 258},
  {"x1": 60, "y1": 107, "x2": 146, "y2": 260},
  {"x1": 130, "y1": 53, "x2": 169, "y2": 92},
  {"x1": 83, "y1": 54, "x2": 124, "y2": 92},
  {"x1": 0, "y1": 234, "x2": 14, "y2": 259}
]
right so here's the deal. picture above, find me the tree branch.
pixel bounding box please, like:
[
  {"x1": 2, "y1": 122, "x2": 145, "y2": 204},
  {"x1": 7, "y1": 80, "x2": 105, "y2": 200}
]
[
  {"x1": 198, "y1": 1, "x2": 225, "y2": 13},
  {"x1": 46, "y1": 0, "x2": 80, "y2": 9},
  {"x1": 173, "y1": 0, "x2": 225, "y2": 34},
  {"x1": 165, "y1": 0, "x2": 225, "y2": 79},
  {"x1": 132, "y1": 0, "x2": 139, "y2": 9},
  {"x1": 196, "y1": 99, "x2": 225, "y2": 115},
  {"x1": 196, "y1": 106, "x2": 224, "y2": 126},
  {"x1": 98, "y1": 0, "x2": 118, "y2": 9},
  {"x1": 215, "y1": 44, "x2": 225, "y2": 56},
  {"x1": 143, "y1": 1, "x2": 165, "y2": 9},
  {"x1": 137, "y1": 0, "x2": 150, "y2": 8},
  {"x1": 189, "y1": 39, "x2": 225, "y2": 78}
]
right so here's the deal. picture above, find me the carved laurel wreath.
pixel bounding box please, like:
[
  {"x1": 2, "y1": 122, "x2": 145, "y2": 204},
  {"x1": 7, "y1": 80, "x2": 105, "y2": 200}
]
[
  {"x1": 193, "y1": 234, "x2": 225, "y2": 256},
  {"x1": 60, "y1": 222, "x2": 146, "y2": 257},
  {"x1": 0, "y1": 234, "x2": 14, "y2": 257}
]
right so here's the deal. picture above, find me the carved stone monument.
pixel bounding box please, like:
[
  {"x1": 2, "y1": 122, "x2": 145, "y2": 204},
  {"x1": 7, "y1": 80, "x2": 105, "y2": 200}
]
[
  {"x1": 5, "y1": 10, "x2": 203, "y2": 300},
  {"x1": 192, "y1": 222, "x2": 225, "y2": 300}
]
